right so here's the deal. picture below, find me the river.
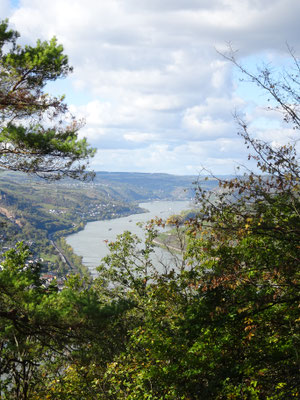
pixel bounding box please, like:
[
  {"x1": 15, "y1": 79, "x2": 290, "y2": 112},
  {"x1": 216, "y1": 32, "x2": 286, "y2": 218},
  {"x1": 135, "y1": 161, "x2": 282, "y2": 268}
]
[{"x1": 66, "y1": 200, "x2": 191, "y2": 276}]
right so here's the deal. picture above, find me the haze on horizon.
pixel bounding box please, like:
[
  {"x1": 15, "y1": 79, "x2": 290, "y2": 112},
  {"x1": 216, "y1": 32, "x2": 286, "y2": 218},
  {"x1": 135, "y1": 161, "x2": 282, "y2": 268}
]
[{"x1": 2, "y1": 0, "x2": 300, "y2": 175}]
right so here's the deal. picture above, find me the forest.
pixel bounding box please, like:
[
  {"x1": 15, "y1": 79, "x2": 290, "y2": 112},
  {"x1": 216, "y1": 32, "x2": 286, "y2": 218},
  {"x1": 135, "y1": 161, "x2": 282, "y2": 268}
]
[{"x1": 0, "y1": 20, "x2": 299, "y2": 400}]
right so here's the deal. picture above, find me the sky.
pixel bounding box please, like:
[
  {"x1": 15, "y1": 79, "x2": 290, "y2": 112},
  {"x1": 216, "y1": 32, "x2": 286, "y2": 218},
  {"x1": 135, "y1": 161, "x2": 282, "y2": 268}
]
[{"x1": 2, "y1": 0, "x2": 300, "y2": 175}]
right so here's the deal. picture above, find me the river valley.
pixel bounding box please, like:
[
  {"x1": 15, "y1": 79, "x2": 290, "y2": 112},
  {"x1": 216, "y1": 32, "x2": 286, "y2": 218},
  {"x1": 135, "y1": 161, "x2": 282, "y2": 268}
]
[{"x1": 66, "y1": 200, "x2": 191, "y2": 276}]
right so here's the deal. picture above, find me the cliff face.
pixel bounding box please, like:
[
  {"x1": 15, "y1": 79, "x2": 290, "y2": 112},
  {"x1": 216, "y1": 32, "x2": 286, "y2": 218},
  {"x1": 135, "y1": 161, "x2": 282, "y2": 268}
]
[
  {"x1": 0, "y1": 206, "x2": 13, "y2": 219},
  {"x1": 0, "y1": 206, "x2": 24, "y2": 228}
]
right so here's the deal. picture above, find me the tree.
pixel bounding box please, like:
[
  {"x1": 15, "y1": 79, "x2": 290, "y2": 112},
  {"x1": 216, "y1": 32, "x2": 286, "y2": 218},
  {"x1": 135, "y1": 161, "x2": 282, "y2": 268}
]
[
  {"x1": 1, "y1": 28, "x2": 299, "y2": 398},
  {"x1": 0, "y1": 21, "x2": 100, "y2": 398},
  {"x1": 0, "y1": 19, "x2": 95, "y2": 180},
  {"x1": 0, "y1": 243, "x2": 131, "y2": 399},
  {"x1": 93, "y1": 53, "x2": 300, "y2": 399}
]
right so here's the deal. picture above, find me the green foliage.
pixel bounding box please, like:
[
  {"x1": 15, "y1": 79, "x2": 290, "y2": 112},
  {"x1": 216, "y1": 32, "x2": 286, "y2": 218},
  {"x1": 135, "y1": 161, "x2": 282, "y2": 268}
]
[
  {"x1": 94, "y1": 137, "x2": 299, "y2": 399},
  {"x1": 0, "y1": 244, "x2": 132, "y2": 399},
  {"x1": 0, "y1": 19, "x2": 95, "y2": 180},
  {"x1": 97, "y1": 224, "x2": 158, "y2": 298},
  {"x1": 1, "y1": 40, "x2": 299, "y2": 399},
  {"x1": 86, "y1": 54, "x2": 299, "y2": 399}
]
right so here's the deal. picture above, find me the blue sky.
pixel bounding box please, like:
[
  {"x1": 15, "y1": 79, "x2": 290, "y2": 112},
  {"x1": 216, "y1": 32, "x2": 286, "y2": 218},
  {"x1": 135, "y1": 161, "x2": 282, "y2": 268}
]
[
  {"x1": 3, "y1": 0, "x2": 300, "y2": 174},
  {"x1": 10, "y1": 0, "x2": 19, "y2": 7}
]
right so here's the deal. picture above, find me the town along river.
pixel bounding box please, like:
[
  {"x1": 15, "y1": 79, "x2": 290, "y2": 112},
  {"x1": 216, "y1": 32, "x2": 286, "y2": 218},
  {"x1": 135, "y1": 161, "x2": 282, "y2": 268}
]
[{"x1": 66, "y1": 200, "x2": 190, "y2": 276}]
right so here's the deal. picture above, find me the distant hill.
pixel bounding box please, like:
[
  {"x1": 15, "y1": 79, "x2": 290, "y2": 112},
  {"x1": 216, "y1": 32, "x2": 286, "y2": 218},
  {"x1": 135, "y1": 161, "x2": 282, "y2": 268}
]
[
  {"x1": 0, "y1": 169, "x2": 222, "y2": 203},
  {"x1": 0, "y1": 170, "x2": 225, "y2": 202},
  {"x1": 93, "y1": 171, "x2": 219, "y2": 201}
]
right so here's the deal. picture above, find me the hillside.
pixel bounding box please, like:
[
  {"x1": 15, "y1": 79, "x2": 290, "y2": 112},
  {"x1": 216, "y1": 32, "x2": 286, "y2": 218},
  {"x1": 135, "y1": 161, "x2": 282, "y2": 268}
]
[
  {"x1": 0, "y1": 172, "x2": 143, "y2": 275},
  {"x1": 0, "y1": 170, "x2": 221, "y2": 275},
  {"x1": 93, "y1": 171, "x2": 219, "y2": 201}
]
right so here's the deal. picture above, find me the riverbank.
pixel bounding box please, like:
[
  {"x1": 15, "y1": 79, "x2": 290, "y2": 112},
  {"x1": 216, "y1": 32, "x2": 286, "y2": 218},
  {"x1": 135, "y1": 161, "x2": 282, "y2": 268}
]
[{"x1": 66, "y1": 200, "x2": 191, "y2": 276}]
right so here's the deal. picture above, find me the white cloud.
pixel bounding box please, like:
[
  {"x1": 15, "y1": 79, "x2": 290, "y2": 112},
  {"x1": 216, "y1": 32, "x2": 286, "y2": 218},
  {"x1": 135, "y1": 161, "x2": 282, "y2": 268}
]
[
  {"x1": 0, "y1": 0, "x2": 12, "y2": 16},
  {"x1": 124, "y1": 132, "x2": 157, "y2": 143},
  {"x1": 89, "y1": 136, "x2": 249, "y2": 175},
  {"x1": 6, "y1": 0, "x2": 300, "y2": 174}
]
